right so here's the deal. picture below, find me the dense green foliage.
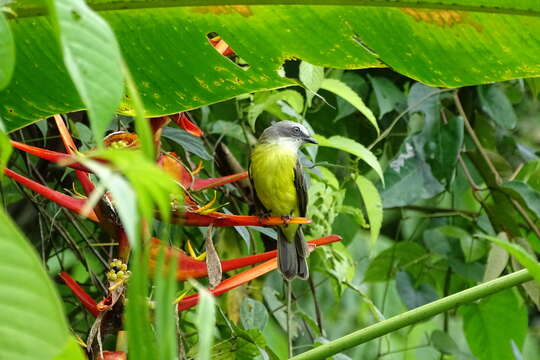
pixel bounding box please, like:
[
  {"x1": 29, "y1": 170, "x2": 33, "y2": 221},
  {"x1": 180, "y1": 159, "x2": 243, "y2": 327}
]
[{"x1": 1, "y1": 1, "x2": 540, "y2": 360}]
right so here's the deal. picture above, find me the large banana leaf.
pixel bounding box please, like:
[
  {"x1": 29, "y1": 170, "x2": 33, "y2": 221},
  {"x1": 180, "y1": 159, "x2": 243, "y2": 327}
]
[{"x1": 2, "y1": 1, "x2": 540, "y2": 132}]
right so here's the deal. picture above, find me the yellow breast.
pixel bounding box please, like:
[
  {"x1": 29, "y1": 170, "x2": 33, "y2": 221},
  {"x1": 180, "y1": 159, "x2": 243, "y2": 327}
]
[{"x1": 250, "y1": 143, "x2": 299, "y2": 217}]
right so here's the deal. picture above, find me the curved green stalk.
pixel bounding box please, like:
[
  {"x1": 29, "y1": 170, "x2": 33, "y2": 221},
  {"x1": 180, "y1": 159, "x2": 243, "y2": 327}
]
[{"x1": 292, "y1": 269, "x2": 532, "y2": 360}]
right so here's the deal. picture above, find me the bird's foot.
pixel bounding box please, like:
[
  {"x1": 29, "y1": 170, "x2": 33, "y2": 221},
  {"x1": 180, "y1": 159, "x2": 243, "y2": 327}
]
[
  {"x1": 258, "y1": 211, "x2": 271, "y2": 225},
  {"x1": 281, "y1": 214, "x2": 292, "y2": 226}
]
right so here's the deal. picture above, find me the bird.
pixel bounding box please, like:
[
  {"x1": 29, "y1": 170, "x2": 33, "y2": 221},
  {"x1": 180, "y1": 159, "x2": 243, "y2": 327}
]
[{"x1": 249, "y1": 121, "x2": 318, "y2": 280}]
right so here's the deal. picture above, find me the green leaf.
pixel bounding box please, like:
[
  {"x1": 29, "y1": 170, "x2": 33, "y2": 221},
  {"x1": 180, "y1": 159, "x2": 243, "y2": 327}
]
[
  {"x1": 192, "y1": 280, "x2": 216, "y2": 360},
  {"x1": 52, "y1": 337, "x2": 86, "y2": 360},
  {"x1": 240, "y1": 298, "x2": 269, "y2": 331},
  {"x1": 395, "y1": 270, "x2": 438, "y2": 309},
  {"x1": 500, "y1": 180, "x2": 540, "y2": 219},
  {"x1": 515, "y1": 159, "x2": 540, "y2": 192},
  {"x1": 0, "y1": 116, "x2": 12, "y2": 175},
  {"x1": 314, "y1": 134, "x2": 383, "y2": 183},
  {"x1": 0, "y1": 208, "x2": 78, "y2": 359},
  {"x1": 154, "y1": 245, "x2": 178, "y2": 360},
  {"x1": 81, "y1": 149, "x2": 181, "y2": 246},
  {"x1": 379, "y1": 138, "x2": 444, "y2": 208},
  {"x1": 81, "y1": 158, "x2": 139, "y2": 246},
  {"x1": 334, "y1": 72, "x2": 367, "y2": 121},
  {"x1": 431, "y1": 330, "x2": 462, "y2": 356},
  {"x1": 0, "y1": 12, "x2": 14, "y2": 89},
  {"x1": 367, "y1": 75, "x2": 406, "y2": 118},
  {"x1": 478, "y1": 84, "x2": 517, "y2": 130},
  {"x1": 247, "y1": 90, "x2": 304, "y2": 130},
  {"x1": 526, "y1": 77, "x2": 540, "y2": 99},
  {"x1": 4, "y1": 2, "x2": 540, "y2": 131},
  {"x1": 162, "y1": 127, "x2": 212, "y2": 160},
  {"x1": 320, "y1": 78, "x2": 378, "y2": 134},
  {"x1": 355, "y1": 175, "x2": 382, "y2": 245},
  {"x1": 477, "y1": 233, "x2": 540, "y2": 286},
  {"x1": 299, "y1": 61, "x2": 324, "y2": 107},
  {"x1": 427, "y1": 115, "x2": 464, "y2": 187},
  {"x1": 364, "y1": 242, "x2": 427, "y2": 282},
  {"x1": 438, "y1": 225, "x2": 487, "y2": 263},
  {"x1": 46, "y1": 0, "x2": 124, "y2": 142},
  {"x1": 126, "y1": 247, "x2": 157, "y2": 360},
  {"x1": 483, "y1": 241, "x2": 509, "y2": 282},
  {"x1": 124, "y1": 64, "x2": 154, "y2": 159},
  {"x1": 461, "y1": 289, "x2": 527, "y2": 360}
]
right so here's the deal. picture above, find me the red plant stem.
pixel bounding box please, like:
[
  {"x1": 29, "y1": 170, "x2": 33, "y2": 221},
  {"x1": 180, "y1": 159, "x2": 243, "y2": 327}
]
[
  {"x1": 172, "y1": 112, "x2": 203, "y2": 137},
  {"x1": 10, "y1": 140, "x2": 89, "y2": 171},
  {"x1": 178, "y1": 259, "x2": 277, "y2": 311},
  {"x1": 54, "y1": 114, "x2": 95, "y2": 195},
  {"x1": 176, "y1": 235, "x2": 342, "y2": 311},
  {"x1": 4, "y1": 168, "x2": 98, "y2": 221},
  {"x1": 191, "y1": 171, "x2": 249, "y2": 191},
  {"x1": 58, "y1": 272, "x2": 100, "y2": 317},
  {"x1": 150, "y1": 235, "x2": 341, "y2": 280},
  {"x1": 172, "y1": 211, "x2": 311, "y2": 227}
]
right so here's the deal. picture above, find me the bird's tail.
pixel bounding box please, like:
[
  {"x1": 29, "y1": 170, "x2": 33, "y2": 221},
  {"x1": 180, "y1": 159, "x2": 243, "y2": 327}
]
[{"x1": 277, "y1": 227, "x2": 310, "y2": 280}]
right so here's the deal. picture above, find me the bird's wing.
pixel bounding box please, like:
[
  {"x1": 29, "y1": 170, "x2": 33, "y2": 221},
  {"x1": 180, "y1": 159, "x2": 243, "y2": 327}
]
[
  {"x1": 294, "y1": 159, "x2": 308, "y2": 217},
  {"x1": 248, "y1": 160, "x2": 269, "y2": 215}
]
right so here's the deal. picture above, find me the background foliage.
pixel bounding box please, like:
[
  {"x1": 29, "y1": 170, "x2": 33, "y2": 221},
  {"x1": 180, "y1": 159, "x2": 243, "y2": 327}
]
[{"x1": 1, "y1": 1, "x2": 540, "y2": 360}]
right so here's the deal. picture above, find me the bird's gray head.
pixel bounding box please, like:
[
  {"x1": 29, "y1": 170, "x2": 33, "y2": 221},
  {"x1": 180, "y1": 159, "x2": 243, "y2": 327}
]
[{"x1": 258, "y1": 121, "x2": 317, "y2": 150}]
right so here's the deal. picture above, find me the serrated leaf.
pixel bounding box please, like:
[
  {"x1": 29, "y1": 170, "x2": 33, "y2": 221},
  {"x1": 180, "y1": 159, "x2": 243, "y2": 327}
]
[
  {"x1": 314, "y1": 134, "x2": 383, "y2": 184},
  {"x1": 46, "y1": 0, "x2": 123, "y2": 142},
  {"x1": 0, "y1": 12, "x2": 14, "y2": 89},
  {"x1": 320, "y1": 78, "x2": 378, "y2": 134},
  {"x1": 355, "y1": 175, "x2": 382, "y2": 245}
]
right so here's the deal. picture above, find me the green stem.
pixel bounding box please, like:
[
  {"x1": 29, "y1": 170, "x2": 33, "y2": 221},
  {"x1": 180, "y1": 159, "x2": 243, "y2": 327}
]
[{"x1": 291, "y1": 269, "x2": 532, "y2": 360}]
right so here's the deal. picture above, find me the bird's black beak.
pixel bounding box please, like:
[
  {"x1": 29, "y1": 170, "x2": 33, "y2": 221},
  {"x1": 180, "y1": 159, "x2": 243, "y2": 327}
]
[{"x1": 304, "y1": 136, "x2": 318, "y2": 144}]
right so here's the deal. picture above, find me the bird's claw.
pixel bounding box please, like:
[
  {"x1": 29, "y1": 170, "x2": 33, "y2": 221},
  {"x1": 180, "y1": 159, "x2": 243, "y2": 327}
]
[
  {"x1": 281, "y1": 215, "x2": 291, "y2": 226},
  {"x1": 258, "y1": 212, "x2": 271, "y2": 225}
]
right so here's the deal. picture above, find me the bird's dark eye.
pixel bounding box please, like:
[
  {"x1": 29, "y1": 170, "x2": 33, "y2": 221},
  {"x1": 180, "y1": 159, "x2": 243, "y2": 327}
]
[{"x1": 292, "y1": 126, "x2": 301, "y2": 135}]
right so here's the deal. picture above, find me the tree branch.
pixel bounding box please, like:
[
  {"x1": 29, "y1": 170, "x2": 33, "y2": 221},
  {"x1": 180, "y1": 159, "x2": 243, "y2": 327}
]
[{"x1": 291, "y1": 269, "x2": 532, "y2": 360}]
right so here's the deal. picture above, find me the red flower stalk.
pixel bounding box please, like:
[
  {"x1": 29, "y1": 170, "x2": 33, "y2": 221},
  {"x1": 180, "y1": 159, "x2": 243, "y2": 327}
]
[
  {"x1": 172, "y1": 112, "x2": 203, "y2": 137},
  {"x1": 150, "y1": 235, "x2": 341, "y2": 281},
  {"x1": 157, "y1": 152, "x2": 248, "y2": 191},
  {"x1": 61, "y1": 235, "x2": 341, "y2": 316},
  {"x1": 54, "y1": 115, "x2": 95, "y2": 195},
  {"x1": 170, "y1": 210, "x2": 311, "y2": 227},
  {"x1": 5, "y1": 166, "x2": 307, "y2": 228},
  {"x1": 151, "y1": 112, "x2": 203, "y2": 138},
  {"x1": 58, "y1": 272, "x2": 100, "y2": 317},
  {"x1": 10, "y1": 140, "x2": 88, "y2": 171},
  {"x1": 4, "y1": 168, "x2": 99, "y2": 222},
  {"x1": 176, "y1": 235, "x2": 342, "y2": 311}
]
